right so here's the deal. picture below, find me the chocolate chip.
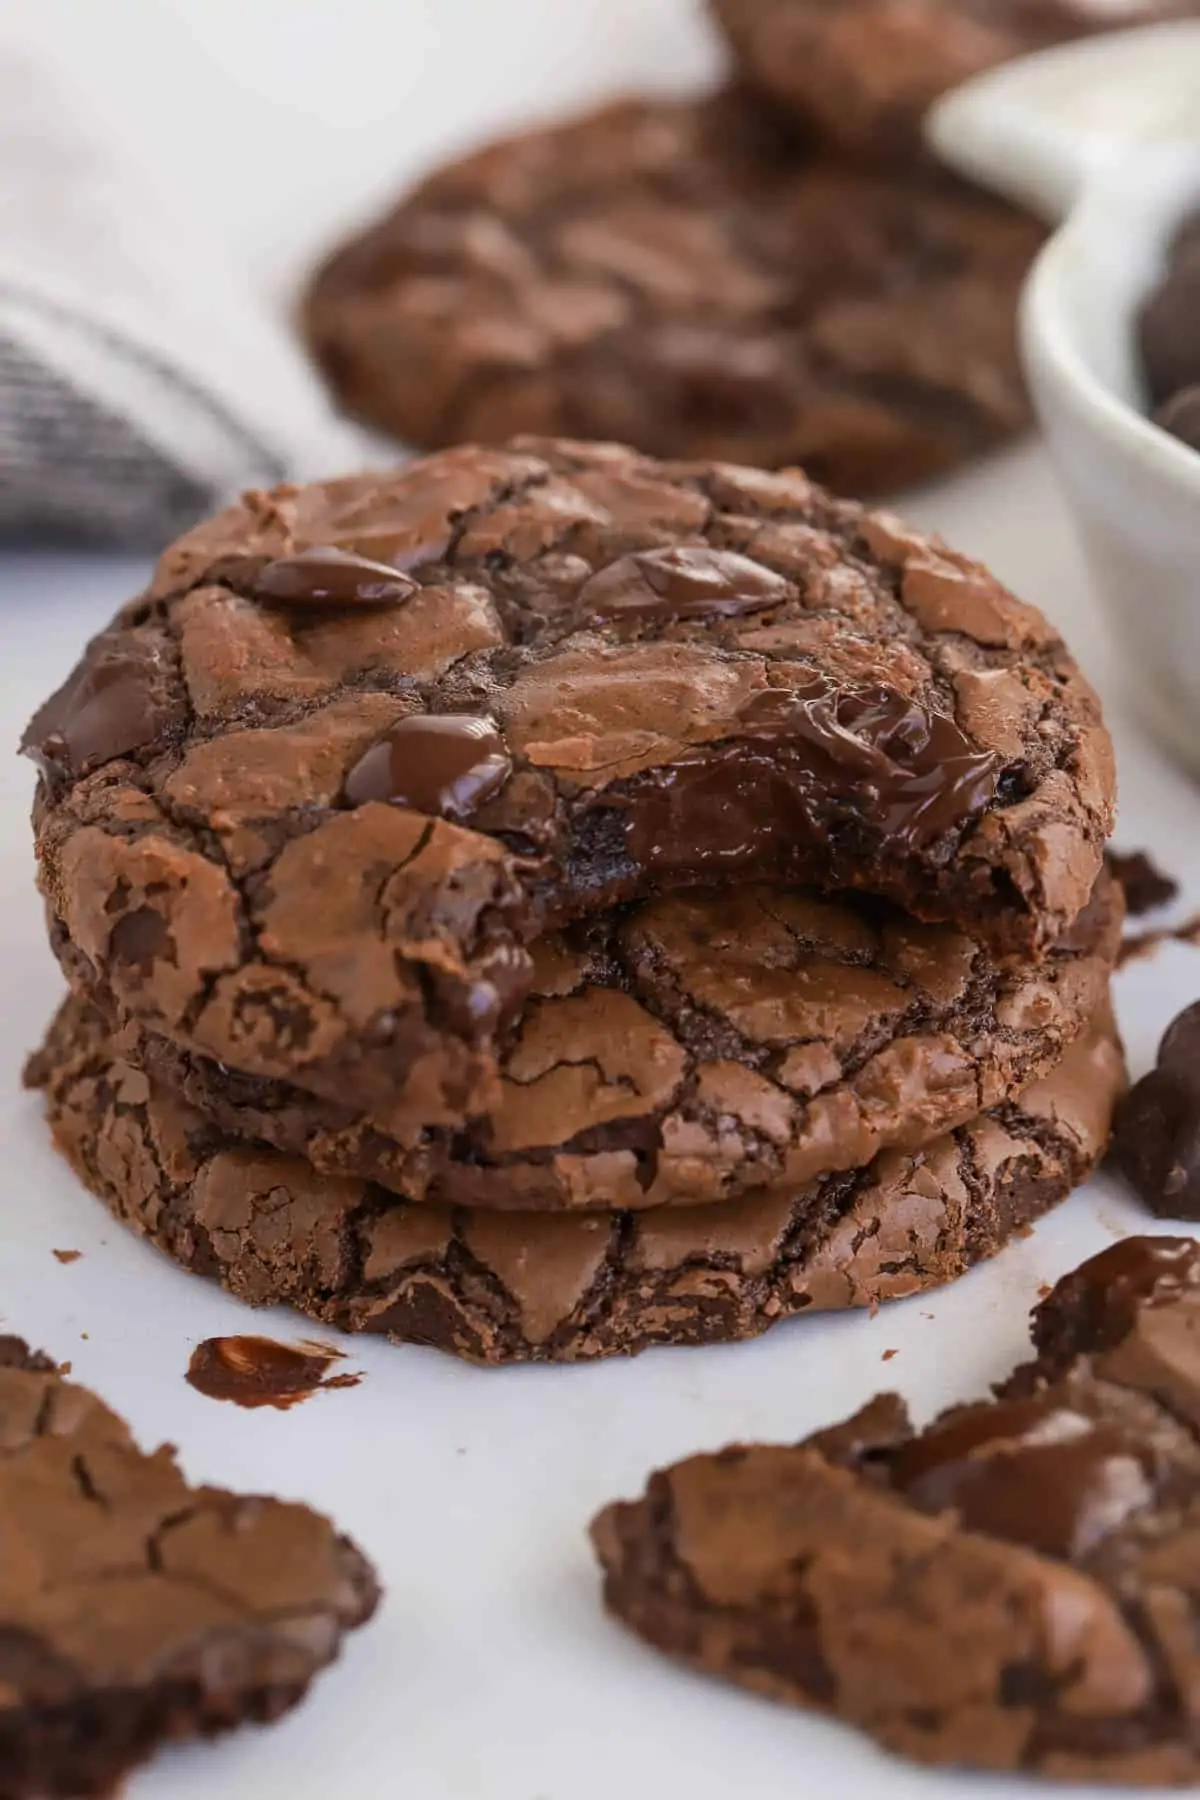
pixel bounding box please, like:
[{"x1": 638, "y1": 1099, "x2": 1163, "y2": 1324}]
[
  {"x1": 579, "y1": 546, "x2": 795, "y2": 626},
  {"x1": 1155, "y1": 386, "x2": 1200, "y2": 454},
  {"x1": 1112, "y1": 1001, "x2": 1200, "y2": 1217},
  {"x1": 344, "y1": 713, "x2": 512, "y2": 819},
  {"x1": 252, "y1": 546, "x2": 418, "y2": 608},
  {"x1": 889, "y1": 1395, "x2": 1152, "y2": 1560}
]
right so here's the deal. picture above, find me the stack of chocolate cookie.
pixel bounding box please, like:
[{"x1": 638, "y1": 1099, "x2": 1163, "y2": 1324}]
[
  {"x1": 301, "y1": 0, "x2": 1200, "y2": 497},
  {"x1": 24, "y1": 439, "x2": 1124, "y2": 1363}
]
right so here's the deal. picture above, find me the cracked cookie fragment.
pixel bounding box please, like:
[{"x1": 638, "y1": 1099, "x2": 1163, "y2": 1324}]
[
  {"x1": 25, "y1": 441, "x2": 1114, "y2": 1130},
  {"x1": 591, "y1": 1230, "x2": 1200, "y2": 1782},
  {"x1": 28, "y1": 992, "x2": 1123, "y2": 1363},
  {"x1": 0, "y1": 1337, "x2": 378, "y2": 1799}
]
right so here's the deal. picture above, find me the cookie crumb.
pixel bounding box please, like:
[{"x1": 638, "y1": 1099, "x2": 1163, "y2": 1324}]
[
  {"x1": 1106, "y1": 848, "x2": 1179, "y2": 917},
  {"x1": 881, "y1": 1348, "x2": 898, "y2": 1362},
  {"x1": 52, "y1": 1248, "x2": 81, "y2": 1264},
  {"x1": 1118, "y1": 913, "x2": 1200, "y2": 968}
]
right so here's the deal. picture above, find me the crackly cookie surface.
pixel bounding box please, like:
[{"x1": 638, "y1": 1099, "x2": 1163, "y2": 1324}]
[
  {"x1": 28, "y1": 993, "x2": 1122, "y2": 1364},
  {"x1": 24, "y1": 441, "x2": 1114, "y2": 1120},
  {"x1": 0, "y1": 1338, "x2": 377, "y2": 1799},
  {"x1": 304, "y1": 91, "x2": 1043, "y2": 492},
  {"x1": 710, "y1": 0, "x2": 1200, "y2": 159},
  {"x1": 593, "y1": 1233, "x2": 1200, "y2": 1781},
  {"x1": 116, "y1": 871, "x2": 1119, "y2": 1211}
]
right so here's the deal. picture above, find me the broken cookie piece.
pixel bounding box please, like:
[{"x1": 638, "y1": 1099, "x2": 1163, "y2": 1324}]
[
  {"x1": 0, "y1": 1337, "x2": 378, "y2": 1798},
  {"x1": 592, "y1": 1234, "x2": 1200, "y2": 1782}
]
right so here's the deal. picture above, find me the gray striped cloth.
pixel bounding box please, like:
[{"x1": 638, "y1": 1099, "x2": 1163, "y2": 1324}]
[{"x1": 0, "y1": 50, "x2": 370, "y2": 548}]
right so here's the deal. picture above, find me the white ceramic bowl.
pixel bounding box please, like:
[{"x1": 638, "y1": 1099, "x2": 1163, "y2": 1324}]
[{"x1": 929, "y1": 24, "x2": 1200, "y2": 772}]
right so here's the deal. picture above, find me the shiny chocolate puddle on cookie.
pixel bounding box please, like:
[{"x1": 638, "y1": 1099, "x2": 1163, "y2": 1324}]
[{"x1": 630, "y1": 673, "x2": 1001, "y2": 874}]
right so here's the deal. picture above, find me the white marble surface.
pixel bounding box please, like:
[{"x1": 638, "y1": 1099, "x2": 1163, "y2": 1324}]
[{"x1": 3, "y1": 2, "x2": 1200, "y2": 1796}]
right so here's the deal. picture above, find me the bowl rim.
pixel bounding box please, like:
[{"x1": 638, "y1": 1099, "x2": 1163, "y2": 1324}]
[{"x1": 1021, "y1": 149, "x2": 1200, "y2": 498}]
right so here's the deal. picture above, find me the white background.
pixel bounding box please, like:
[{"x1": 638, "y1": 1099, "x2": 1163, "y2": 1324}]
[{"x1": 3, "y1": 3, "x2": 1200, "y2": 1797}]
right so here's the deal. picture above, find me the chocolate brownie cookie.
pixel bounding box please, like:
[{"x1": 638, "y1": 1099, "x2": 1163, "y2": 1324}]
[
  {"x1": 710, "y1": 0, "x2": 1200, "y2": 160},
  {"x1": 28, "y1": 992, "x2": 1123, "y2": 1364},
  {"x1": 303, "y1": 92, "x2": 1043, "y2": 492},
  {"x1": 24, "y1": 441, "x2": 1115, "y2": 1125},
  {"x1": 0, "y1": 1336, "x2": 377, "y2": 1799},
  {"x1": 592, "y1": 1233, "x2": 1200, "y2": 1780},
  {"x1": 118, "y1": 871, "x2": 1119, "y2": 1212}
]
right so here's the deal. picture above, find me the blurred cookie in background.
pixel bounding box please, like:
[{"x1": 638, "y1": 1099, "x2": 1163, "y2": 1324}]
[
  {"x1": 303, "y1": 91, "x2": 1043, "y2": 494},
  {"x1": 708, "y1": 0, "x2": 1200, "y2": 161}
]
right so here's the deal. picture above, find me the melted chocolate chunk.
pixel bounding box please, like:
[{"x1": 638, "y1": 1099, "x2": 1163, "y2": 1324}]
[
  {"x1": 890, "y1": 1395, "x2": 1152, "y2": 1558},
  {"x1": 253, "y1": 545, "x2": 418, "y2": 607},
  {"x1": 0, "y1": 1337, "x2": 377, "y2": 1798},
  {"x1": 185, "y1": 1335, "x2": 357, "y2": 1409},
  {"x1": 579, "y1": 546, "x2": 795, "y2": 626},
  {"x1": 21, "y1": 647, "x2": 170, "y2": 781},
  {"x1": 344, "y1": 713, "x2": 513, "y2": 818},
  {"x1": 631, "y1": 675, "x2": 1000, "y2": 874},
  {"x1": 1035, "y1": 1236, "x2": 1200, "y2": 1359}
]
